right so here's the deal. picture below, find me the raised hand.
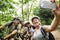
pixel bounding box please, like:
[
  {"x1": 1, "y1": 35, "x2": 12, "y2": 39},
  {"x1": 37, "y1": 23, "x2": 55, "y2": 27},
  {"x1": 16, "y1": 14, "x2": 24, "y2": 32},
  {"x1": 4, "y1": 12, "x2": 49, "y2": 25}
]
[
  {"x1": 51, "y1": 0, "x2": 60, "y2": 19},
  {"x1": 53, "y1": 6, "x2": 60, "y2": 17}
]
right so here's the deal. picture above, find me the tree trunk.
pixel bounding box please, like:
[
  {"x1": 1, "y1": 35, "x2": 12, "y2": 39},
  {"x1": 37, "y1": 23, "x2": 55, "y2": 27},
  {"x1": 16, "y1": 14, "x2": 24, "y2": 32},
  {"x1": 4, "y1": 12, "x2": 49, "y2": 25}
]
[{"x1": 22, "y1": 0, "x2": 24, "y2": 21}]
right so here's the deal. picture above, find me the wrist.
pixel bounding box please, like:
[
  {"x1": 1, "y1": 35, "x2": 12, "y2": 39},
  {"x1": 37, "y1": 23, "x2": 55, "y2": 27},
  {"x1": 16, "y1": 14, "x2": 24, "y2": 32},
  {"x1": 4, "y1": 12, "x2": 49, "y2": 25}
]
[{"x1": 54, "y1": 16, "x2": 60, "y2": 22}]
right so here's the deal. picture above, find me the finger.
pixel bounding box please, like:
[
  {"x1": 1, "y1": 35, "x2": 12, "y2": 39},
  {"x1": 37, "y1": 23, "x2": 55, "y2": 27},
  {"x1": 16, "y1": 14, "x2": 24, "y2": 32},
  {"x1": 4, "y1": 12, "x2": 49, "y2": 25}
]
[
  {"x1": 4, "y1": 37, "x2": 6, "y2": 40},
  {"x1": 50, "y1": 0, "x2": 55, "y2": 3},
  {"x1": 58, "y1": 4, "x2": 60, "y2": 8},
  {"x1": 51, "y1": 10, "x2": 57, "y2": 16},
  {"x1": 57, "y1": 4, "x2": 60, "y2": 9},
  {"x1": 51, "y1": 10, "x2": 55, "y2": 13}
]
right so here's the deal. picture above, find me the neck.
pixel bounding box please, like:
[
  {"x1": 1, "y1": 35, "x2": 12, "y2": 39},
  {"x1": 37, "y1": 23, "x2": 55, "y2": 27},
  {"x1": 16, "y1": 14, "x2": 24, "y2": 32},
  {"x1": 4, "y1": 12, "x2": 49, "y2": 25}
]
[{"x1": 36, "y1": 25, "x2": 40, "y2": 29}]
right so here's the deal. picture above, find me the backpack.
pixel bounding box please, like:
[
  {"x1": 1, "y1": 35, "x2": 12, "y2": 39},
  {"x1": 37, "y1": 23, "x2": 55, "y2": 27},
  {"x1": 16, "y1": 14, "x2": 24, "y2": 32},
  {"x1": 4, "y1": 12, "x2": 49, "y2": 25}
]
[
  {"x1": 41, "y1": 27, "x2": 55, "y2": 40},
  {"x1": 49, "y1": 32, "x2": 55, "y2": 40}
]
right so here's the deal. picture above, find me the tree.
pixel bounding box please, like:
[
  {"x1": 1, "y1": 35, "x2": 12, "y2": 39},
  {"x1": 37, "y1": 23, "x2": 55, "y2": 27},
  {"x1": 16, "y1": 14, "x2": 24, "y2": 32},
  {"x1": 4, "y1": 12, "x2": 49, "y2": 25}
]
[{"x1": 33, "y1": 7, "x2": 54, "y2": 25}]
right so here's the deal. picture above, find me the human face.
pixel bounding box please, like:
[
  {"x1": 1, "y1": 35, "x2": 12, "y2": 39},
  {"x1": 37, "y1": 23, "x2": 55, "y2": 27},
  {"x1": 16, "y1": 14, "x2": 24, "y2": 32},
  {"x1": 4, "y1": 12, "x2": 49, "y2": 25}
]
[
  {"x1": 32, "y1": 18, "x2": 40, "y2": 27},
  {"x1": 13, "y1": 19, "x2": 20, "y2": 25},
  {"x1": 27, "y1": 24, "x2": 31, "y2": 28}
]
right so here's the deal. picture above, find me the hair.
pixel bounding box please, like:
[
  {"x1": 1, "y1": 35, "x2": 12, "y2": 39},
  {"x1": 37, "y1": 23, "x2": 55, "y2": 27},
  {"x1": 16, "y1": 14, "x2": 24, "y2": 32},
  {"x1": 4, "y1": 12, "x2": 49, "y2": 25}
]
[
  {"x1": 12, "y1": 18, "x2": 21, "y2": 23},
  {"x1": 31, "y1": 16, "x2": 40, "y2": 22},
  {"x1": 24, "y1": 22, "x2": 30, "y2": 27}
]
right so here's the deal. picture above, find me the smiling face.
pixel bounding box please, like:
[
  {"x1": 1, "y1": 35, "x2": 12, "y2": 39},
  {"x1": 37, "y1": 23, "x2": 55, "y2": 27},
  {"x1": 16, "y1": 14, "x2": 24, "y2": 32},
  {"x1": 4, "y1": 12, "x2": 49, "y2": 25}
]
[{"x1": 32, "y1": 18, "x2": 40, "y2": 28}]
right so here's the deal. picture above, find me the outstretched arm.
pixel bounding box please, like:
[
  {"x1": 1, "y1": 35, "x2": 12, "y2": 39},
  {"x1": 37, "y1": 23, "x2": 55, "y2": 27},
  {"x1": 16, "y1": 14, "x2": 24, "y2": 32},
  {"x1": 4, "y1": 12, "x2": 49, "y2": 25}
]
[
  {"x1": 4, "y1": 30, "x2": 17, "y2": 39},
  {"x1": 45, "y1": 15, "x2": 60, "y2": 32},
  {"x1": 45, "y1": 0, "x2": 60, "y2": 32}
]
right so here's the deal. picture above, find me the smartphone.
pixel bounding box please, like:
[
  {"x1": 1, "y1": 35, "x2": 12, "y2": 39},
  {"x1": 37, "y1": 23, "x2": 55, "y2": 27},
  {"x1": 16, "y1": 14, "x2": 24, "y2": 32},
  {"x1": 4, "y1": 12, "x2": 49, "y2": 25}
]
[{"x1": 39, "y1": 0, "x2": 56, "y2": 10}]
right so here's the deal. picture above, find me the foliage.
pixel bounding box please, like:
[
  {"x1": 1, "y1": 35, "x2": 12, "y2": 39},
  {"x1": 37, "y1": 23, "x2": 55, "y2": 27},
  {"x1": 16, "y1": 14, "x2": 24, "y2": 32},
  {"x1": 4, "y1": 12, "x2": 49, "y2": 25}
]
[
  {"x1": 0, "y1": 0, "x2": 56, "y2": 38},
  {"x1": 33, "y1": 7, "x2": 54, "y2": 25}
]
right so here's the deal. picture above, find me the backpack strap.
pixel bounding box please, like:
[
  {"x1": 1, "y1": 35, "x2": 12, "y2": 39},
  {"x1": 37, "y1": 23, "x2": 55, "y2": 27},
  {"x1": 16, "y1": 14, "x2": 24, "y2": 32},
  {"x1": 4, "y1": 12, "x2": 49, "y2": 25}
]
[
  {"x1": 41, "y1": 27, "x2": 49, "y2": 40},
  {"x1": 14, "y1": 25, "x2": 18, "y2": 30},
  {"x1": 49, "y1": 32, "x2": 55, "y2": 40},
  {"x1": 41, "y1": 27, "x2": 46, "y2": 38}
]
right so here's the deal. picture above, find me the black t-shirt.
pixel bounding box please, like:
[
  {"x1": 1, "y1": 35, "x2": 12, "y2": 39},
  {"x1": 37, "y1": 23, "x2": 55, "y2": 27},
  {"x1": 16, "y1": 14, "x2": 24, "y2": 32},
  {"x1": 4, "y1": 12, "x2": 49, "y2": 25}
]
[{"x1": 4, "y1": 21, "x2": 18, "y2": 33}]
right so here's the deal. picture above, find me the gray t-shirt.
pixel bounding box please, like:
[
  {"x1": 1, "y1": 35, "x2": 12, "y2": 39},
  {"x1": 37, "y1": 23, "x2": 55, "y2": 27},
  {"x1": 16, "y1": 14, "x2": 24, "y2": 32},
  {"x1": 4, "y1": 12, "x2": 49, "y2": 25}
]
[{"x1": 32, "y1": 27, "x2": 49, "y2": 40}]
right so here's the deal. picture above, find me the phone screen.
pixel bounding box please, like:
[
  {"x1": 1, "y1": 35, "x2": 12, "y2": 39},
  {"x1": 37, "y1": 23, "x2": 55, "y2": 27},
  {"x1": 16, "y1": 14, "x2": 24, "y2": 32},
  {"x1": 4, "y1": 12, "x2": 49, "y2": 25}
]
[{"x1": 39, "y1": 0, "x2": 56, "y2": 10}]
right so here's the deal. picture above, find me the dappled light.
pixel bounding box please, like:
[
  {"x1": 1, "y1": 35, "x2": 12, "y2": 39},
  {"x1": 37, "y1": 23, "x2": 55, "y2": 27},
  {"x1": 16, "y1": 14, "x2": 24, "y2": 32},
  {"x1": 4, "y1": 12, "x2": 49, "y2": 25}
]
[{"x1": 0, "y1": 0, "x2": 60, "y2": 40}]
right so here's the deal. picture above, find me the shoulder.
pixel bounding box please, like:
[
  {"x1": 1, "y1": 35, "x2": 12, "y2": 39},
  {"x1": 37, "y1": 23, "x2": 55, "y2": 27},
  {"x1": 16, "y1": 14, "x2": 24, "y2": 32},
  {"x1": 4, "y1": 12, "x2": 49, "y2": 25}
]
[
  {"x1": 4, "y1": 21, "x2": 13, "y2": 27},
  {"x1": 41, "y1": 25, "x2": 51, "y2": 32}
]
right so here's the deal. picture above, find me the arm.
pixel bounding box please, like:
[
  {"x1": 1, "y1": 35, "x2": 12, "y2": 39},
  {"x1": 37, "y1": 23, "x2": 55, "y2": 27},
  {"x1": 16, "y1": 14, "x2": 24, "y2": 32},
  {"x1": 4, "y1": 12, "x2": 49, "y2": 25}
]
[
  {"x1": 4, "y1": 30, "x2": 17, "y2": 39},
  {"x1": 0, "y1": 24, "x2": 6, "y2": 29},
  {"x1": 0, "y1": 22, "x2": 10, "y2": 29},
  {"x1": 45, "y1": 0, "x2": 60, "y2": 32},
  {"x1": 0, "y1": 26, "x2": 4, "y2": 29},
  {"x1": 45, "y1": 16, "x2": 60, "y2": 32}
]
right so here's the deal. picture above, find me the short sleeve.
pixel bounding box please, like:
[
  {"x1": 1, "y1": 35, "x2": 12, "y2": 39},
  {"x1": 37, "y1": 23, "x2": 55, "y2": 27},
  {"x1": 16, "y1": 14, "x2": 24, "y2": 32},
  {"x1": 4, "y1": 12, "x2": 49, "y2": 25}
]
[
  {"x1": 41, "y1": 26, "x2": 46, "y2": 30},
  {"x1": 4, "y1": 23, "x2": 10, "y2": 27},
  {"x1": 4, "y1": 22, "x2": 13, "y2": 28}
]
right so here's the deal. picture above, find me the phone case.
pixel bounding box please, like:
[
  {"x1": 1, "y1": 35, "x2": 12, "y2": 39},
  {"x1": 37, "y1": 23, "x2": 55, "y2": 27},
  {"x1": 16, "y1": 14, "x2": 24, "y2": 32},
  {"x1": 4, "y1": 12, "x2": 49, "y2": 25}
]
[{"x1": 39, "y1": 0, "x2": 56, "y2": 10}]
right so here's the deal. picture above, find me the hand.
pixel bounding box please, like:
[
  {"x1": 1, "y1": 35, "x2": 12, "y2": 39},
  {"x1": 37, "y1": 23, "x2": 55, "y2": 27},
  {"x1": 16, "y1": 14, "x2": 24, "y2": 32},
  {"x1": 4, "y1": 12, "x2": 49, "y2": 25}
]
[
  {"x1": 51, "y1": 0, "x2": 60, "y2": 17},
  {"x1": 50, "y1": 0, "x2": 55, "y2": 3},
  {"x1": 4, "y1": 35, "x2": 10, "y2": 40},
  {"x1": 4, "y1": 36, "x2": 7, "y2": 40},
  {"x1": 52, "y1": 4, "x2": 60, "y2": 18}
]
